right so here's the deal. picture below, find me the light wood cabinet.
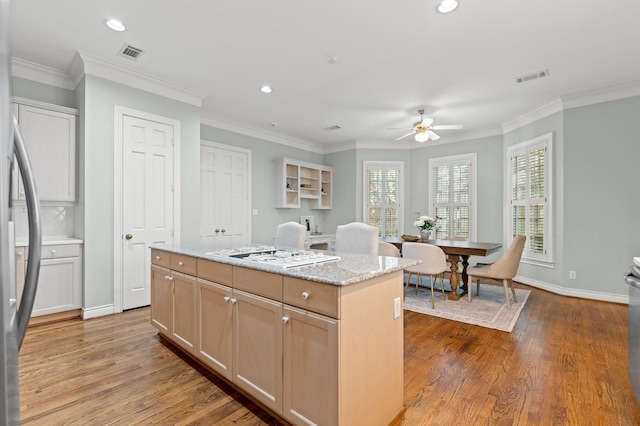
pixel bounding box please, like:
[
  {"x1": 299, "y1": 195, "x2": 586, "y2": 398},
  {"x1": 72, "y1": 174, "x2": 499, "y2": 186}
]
[
  {"x1": 151, "y1": 250, "x2": 197, "y2": 355},
  {"x1": 151, "y1": 250, "x2": 404, "y2": 426},
  {"x1": 283, "y1": 305, "x2": 338, "y2": 425},
  {"x1": 12, "y1": 98, "x2": 78, "y2": 204},
  {"x1": 275, "y1": 157, "x2": 332, "y2": 209}
]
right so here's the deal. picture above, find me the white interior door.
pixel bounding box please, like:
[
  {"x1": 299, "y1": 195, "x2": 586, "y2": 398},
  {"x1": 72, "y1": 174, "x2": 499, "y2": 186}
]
[
  {"x1": 201, "y1": 143, "x2": 250, "y2": 249},
  {"x1": 121, "y1": 114, "x2": 175, "y2": 310}
]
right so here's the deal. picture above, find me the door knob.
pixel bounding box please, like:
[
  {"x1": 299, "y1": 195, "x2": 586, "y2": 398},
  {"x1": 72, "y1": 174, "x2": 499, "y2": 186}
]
[{"x1": 125, "y1": 234, "x2": 133, "y2": 240}]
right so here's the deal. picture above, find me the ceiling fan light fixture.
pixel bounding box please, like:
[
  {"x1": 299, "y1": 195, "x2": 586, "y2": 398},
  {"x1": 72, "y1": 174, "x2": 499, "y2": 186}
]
[
  {"x1": 415, "y1": 132, "x2": 429, "y2": 142},
  {"x1": 437, "y1": 0, "x2": 459, "y2": 14}
]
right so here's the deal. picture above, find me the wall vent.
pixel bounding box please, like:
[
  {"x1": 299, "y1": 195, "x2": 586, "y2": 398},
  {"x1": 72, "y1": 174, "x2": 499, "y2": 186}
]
[
  {"x1": 118, "y1": 44, "x2": 144, "y2": 60},
  {"x1": 514, "y1": 69, "x2": 549, "y2": 84},
  {"x1": 323, "y1": 125, "x2": 341, "y2": 131}
]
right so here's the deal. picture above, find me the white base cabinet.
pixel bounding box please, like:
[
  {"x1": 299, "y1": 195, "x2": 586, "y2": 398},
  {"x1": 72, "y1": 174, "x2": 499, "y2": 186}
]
[{"x1": 17, "y1": 243, "x2": 83, "y2": 317}]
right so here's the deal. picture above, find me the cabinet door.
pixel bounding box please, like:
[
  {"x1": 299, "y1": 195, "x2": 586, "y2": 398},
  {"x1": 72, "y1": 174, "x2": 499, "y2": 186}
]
[
  {"x1": 16, "y1": 104, "x2": 76, "y2": 203},
  {"x1": 197, "y1": 279, "x2": 233, "y2": 380},
  {"x1": 150, "y1": 265, "x2": 171, "y2": 335},
  {"x1": 171, "y1": 271, "x2": 197, "y2": 354},
  {"x1": 283, "y1": 305, "x2": 338, "y2": 426},
  {"x1": 233, "y1": 289, "x2": 283, "y2": 413},
  {"x1": 30, "y1": 256, "x2": 81, "y2": 316}
]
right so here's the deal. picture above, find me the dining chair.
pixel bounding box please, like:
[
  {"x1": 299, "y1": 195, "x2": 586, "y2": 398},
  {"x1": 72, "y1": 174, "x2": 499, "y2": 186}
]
[
  {"x1": 334, "y1": 222, "x2": 379, "y2": 255},
  {"x1": 402, "y1": 242, "x2": 448, "y2": 308},
  {"x1": 274, "y1": 221, "x2": 306, "y2": 250},
  {"x1": 378, "y1": 241, "x2": 401, "y2": 257},
  {"x1": 467, "y1": 235, "x2": 526, "y2": 309}
]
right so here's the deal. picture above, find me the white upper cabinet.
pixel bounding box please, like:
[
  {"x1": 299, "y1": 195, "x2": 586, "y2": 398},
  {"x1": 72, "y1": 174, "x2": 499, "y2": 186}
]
[
  {"x1": 274, "y1": 157, "x2": 332, "y2": 209},
  {"x1": 13, "y1": 98, "x2": 78, "y2": 204}
]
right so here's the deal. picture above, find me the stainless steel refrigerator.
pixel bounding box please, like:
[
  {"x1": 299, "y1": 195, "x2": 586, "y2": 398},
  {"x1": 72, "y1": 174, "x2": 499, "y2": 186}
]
[{"x1": 1, "y1": 0, "x2": 43, "y2": 423}]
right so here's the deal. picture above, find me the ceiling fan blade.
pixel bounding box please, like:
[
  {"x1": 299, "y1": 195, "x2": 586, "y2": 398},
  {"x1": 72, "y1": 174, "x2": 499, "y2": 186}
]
[
  {"x1": 427, "y1": 130, "x2": 440, "y2": 141},
  {"x1": 420, "y1": 117, "x2": 434, "y2": 126},
  {"x1": 395, "y1": 131, "x2": 415, "y2": 141},
  {"x1": 432, "y1": 124, "x2": 463, "y2": 130}
]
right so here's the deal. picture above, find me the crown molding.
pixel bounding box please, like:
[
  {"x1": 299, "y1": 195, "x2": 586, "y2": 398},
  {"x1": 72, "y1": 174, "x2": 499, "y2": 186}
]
[
  {"x1": 11, "y1": 57, "x2": 74, "y2": 90},
  {"x1": 562, "y1": 79, "x2": 640, "y2": 109},
  {"x1": 69, "y1": 51, "x2": 205, "y2": 107},
  {"x1": 501, "y1": 98, "x2": 564, "y2": 134},
  {"x1": 200, "y1": 111, "x2": 324, "y2": 154}
]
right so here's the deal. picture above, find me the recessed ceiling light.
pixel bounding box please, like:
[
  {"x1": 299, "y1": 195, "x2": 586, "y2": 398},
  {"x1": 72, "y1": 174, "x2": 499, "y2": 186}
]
[
  {"x1": 106, "y1": 19, "x2": 126, "y2": 32},
  {"x1": 260, "y1": 85, "x2": 272, "y2": 94},
  {"x1": 437, "y1": 0, "x2": 459, "y2": 14}
]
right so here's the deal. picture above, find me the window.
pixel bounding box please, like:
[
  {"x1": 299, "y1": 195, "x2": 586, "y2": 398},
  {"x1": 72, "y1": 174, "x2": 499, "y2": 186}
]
[
  {"x1": 429, "y1": 154, "x2": 477, "y2": 240},
  {"x1": 363, "y1": 161, "x2": 403, "y2": 237},
  {"x1": 508, "y1": 133, "x2": 553, "y2": 264}
]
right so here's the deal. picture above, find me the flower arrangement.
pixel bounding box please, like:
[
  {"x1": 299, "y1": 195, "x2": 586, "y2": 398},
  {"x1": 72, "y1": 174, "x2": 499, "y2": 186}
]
[{"x1": 414, "y1": 215, "x2": 437, "y2": 231}]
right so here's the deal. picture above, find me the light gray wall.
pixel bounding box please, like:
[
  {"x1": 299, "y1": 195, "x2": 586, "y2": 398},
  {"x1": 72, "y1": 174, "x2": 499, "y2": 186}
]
[
  {"x1": 200, "y1": 125, "x2": 325, "y2": 243},
  {"x1": 13, "y1": 77, "x2": 76, "y2": 108},
  {"x1": 562, "y1": 96, "x2": 640, "y2": 295},
  {"x1": 80, "y1": 75, "x2": 201, "y2": 309},
  {"x1": 324, "y1": 149, "x2": 358, "y2": 234}
]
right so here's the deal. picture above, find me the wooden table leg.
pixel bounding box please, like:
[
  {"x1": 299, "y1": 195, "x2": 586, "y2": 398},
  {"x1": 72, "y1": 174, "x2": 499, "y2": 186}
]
[
  {"x1": 447, "y1": 254, "x2": 461, "y2": 300},
  {"x1": 460, "y1": 255, "x2": 470, "y2": 294}
]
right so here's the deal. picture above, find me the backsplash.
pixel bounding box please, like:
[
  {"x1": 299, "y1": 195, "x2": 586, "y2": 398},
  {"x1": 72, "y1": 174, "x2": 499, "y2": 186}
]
[{"x1": 13, "y1": 205, "x2": 75, "y2": 240}]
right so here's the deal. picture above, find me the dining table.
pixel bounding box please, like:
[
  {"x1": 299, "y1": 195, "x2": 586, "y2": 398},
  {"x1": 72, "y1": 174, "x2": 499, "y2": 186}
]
[{"x1": 381, "y1": 236, "x2": 502, "y2": 300}]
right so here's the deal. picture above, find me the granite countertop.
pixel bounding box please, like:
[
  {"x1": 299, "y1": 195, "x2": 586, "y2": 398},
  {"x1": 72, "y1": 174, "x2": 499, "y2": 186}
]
[
  {"x1": 153, "y1": 242, "x2": 421, "y2": 286},
  {"x1": 15, "y1": 237, "x2": 84, "y2": 246}
]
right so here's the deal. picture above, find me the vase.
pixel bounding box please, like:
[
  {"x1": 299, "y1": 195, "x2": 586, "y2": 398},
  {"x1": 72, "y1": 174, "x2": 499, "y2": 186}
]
[{"x1": 420, "y1": 229, "x2": 431, "y2": 242}]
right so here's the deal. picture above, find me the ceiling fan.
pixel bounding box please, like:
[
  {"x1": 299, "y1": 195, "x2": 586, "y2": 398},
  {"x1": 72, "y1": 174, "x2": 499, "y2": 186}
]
[{"x1": 390, "y1": 109, "x2": 463, "y2": 142}]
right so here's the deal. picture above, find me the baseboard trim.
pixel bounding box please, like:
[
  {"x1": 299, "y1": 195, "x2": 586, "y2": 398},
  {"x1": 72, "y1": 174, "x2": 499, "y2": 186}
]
[
  {"x1": 515, "y1": 275, "x2": 629, "y2": 304},
  {"x1": 82, "y1": 304, "x2": 115, "y2": 320}
]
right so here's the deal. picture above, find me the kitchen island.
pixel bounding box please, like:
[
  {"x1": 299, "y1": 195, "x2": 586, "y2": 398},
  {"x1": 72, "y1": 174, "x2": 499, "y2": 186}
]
[{"x1": 150, "y1": 243, "x2": 420, "y2": 426}]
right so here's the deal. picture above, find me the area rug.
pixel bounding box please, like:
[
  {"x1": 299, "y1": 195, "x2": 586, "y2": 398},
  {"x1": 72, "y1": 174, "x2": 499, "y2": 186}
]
[{"x1": 403, "y1": 281, "x2": 530, "y2": 332}]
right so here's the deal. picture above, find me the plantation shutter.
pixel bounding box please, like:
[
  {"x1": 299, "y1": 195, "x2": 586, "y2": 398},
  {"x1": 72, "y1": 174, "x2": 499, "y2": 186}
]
[
  {"x1": 433, "y1": 159, "x2": 471, "y2": 239},
  {"x1": 365, "y1": 162, "x2": 402, "y2": 237}
]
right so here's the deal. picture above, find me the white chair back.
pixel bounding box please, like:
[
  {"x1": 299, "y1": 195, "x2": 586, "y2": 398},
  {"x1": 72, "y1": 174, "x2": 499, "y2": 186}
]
[
  {"x1": 378, "y1": 242, "x2": 400, "y2": 257},
  {"x1": 334, "y1": 222, "x2": 379, "y2": 255},
  {"x1": 274, "y1": 221, "x2": 306, "y2": 250}
]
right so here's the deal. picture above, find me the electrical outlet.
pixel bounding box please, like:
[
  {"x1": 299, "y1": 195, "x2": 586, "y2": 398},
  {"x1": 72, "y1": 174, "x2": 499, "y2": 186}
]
[
  {"x1": 252, "y1": 209, "x2": 258, "y2": 215},
  {"x1": 569, "y1": 271, "x2": 576, "y2": 280},
  {"x1": 394, "y1": 297, "x2": 401, "y2": 319}
]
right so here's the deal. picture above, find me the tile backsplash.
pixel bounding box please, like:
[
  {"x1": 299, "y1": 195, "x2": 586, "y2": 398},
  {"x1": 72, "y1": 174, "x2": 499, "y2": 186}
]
[{"x1": 13, "y1": 205, "x2": 75, "y2": 240}]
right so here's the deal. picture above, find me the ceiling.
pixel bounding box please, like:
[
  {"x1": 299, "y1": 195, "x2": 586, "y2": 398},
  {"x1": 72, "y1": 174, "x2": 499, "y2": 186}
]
[{"x1": 9, "y1": 0, "x2": 640, "y2": 149}]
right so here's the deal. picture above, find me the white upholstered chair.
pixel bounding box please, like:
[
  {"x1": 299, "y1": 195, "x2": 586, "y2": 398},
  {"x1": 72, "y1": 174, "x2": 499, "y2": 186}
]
[
  {"x1": 402, "y1": 243, "x2": 448, "y2": 308},
  {"x1": 274, "y1": 221, "x2": 306, "y2": 250},
  {"x1": 467, "y1": 235, "x2": 526, "y2": 309},
  {"x1": 378, "y1": 241, "x2": 401, "y2": 258},
  {"x1": 334, "y1": 222, "x2": 379, "y2": 255}
]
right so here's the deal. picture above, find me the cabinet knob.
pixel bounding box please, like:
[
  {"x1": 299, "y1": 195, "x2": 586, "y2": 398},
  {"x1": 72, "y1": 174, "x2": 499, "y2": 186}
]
[
  {"x1": 221, "y1": 229, "x2": 226, "y2": 233},
  {"x1": 50, "y1": 249, "x2": 57, "y2": 255},
  {"x1": 215, "y1": 229, "x2": 220, "y2": 234},
  {"x1": 178, "y1": 261, "x2": 184, "y2": 266},
  {"x1": 223, "y1": 296, "x2": 230, "y2": 302},
  {"x1": 156, "y1": 255, "x2": 161, "y2": 260},
  {"x1": 230, "y1": 298, "x2": 237, "y2": 304},
  {"x1": 281, "y1": 316, "x2": 289, "y2": 324},
  {"x1": 165, "y1": 275, "x2": 174, "y2": 281},
  {"x1": 125, "y1": 234, "x2": 133, "y2": 240},
  {"x1": 17, "y1": 251, "x2": 23, "y2": 257},
  {"x1": 301, "y1": 291, "x2": 310, "y2": 300}
]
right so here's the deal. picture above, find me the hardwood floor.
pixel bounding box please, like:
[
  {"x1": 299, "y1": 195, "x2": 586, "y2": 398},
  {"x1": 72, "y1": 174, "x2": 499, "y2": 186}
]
[{"x1": 19, "y1": 283, "x2": 640, "y2": 425}]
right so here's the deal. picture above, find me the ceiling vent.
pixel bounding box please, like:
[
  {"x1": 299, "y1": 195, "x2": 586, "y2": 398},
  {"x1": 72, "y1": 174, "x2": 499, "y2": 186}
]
[
  {"x1": 514, "y1": 69, "x2": 549, "y2": 84},
  {"x1": 118, "y1": 44, "x2": 144, "y2": 60},
  {"x1": 323, "y1": 125, "x2": 341, "y2": 131}
]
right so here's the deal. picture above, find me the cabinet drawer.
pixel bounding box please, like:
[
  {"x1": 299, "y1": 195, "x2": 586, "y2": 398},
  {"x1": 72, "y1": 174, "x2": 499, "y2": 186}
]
[
  {"x1": 198, "y1": 259, "x2": 233, "y2": 286},
  {"x1": 171, "y1": 254, "x2": 197, "y2": 276},
  {"x1": 151, "y1": 249, "x2": 171, "y2": 268},
  {"x1": 233, "y1": 267, "x2": 283, "y2": 301},
  {"x1": 283, "y1": 277, "x2": 339, "y2": 318},
  {"x1": 40, "y1": 244, "x2": 81, "y2": 259}
]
